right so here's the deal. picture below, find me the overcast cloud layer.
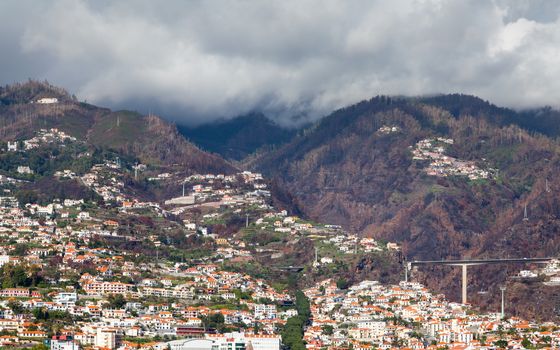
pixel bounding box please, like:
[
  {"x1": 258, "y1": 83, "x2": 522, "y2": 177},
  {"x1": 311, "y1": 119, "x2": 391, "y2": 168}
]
[{"x1": 1, "y1": 0, "x2": 560, "y2": 125}]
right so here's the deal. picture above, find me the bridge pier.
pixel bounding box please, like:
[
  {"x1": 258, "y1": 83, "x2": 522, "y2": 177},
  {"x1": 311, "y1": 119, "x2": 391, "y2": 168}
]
[
  {"x1": 404, "y1": 266, "x2": 408, "y2": 283},
  {"x1": 462, "y1": 264, "x2": 467, "y2": 304}
]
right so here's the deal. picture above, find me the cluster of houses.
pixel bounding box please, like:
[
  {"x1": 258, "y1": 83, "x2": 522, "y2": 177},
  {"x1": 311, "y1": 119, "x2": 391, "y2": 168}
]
[
  {"x1": 412, "y1": 138, "x2": 491, "y2": 180},
  {"x1": 79, "y1": 161, "x2": 166, "y2": 218},
  {"x1": 322, "y1": 234, "x2": 389, "y2": 255},
  {"x1": 0, "y1": 194, "x2": 127, "y2": 240},
  {"x1": 0, "y1": 165, "x2": 386, "y2": 349},
  {"x1": 0, "y1": 214, "x2": 296, "y2": 348},
  {"x1": 54, "y1": 169, "x2": 78, "y2": 179},
  {"x1": 0, "y1": 254, "x2": 293, "y2": 349},
  {"x1": 303, "y1": 279, "x2": 560, "y2": 349},
  {"x1": 81, "y1": 161, "x2": 128, "y2": 203},
  {"x1": 167, "y1": 171, "x2": 270, "y2": 209},
  {"x1": 6, "y1": 128, "x2": 77, "y2": 152},
  {"x1": 377, "y1": 125, "x2": 401, "y2": 134},
  {"x1": 0, "y1": 166, "x2": 297, "y2": 348},
  {"x1": 3, "y1": 129, "x2": 560, "y2": 350},
  {"x1": 251, "y1": 211, "x2": 395, "y2": 263},
  {"x1": 515, "y1": 259, "x2": 560, "y2": 286}
]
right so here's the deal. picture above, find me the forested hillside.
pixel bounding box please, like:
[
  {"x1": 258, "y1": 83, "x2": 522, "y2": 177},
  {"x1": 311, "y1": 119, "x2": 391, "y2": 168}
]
[
  {"x1": 0, "y1": 81, "x2": 235, "y2": 174},
  {"x1": 178, "y1": 113, "x2": 297, "y2": 160}
]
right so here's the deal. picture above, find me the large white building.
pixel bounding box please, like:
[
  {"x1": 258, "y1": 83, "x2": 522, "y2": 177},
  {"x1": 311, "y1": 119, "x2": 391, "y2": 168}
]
[
  {"x1": 207, "y1": 333, "x2": 281, "y2": 350},
  {"x1": 167, "y1": 339, "x2": 215, "y2": 350},
  {"x1": 166, "y1": 333, "x2": 281, "y2": 350},
  {"x1": 53, "y1": 292, "x2": 78, "y2": 309},
  {"x1": 82, "y1": 281, "x2": 133, "y2": 295},
  {"x1": 95, "y1": 327, "x2": 117, "y2": 349},
  {"x1": 253, "y1": 304, "x2": 277, "y2": 319}
]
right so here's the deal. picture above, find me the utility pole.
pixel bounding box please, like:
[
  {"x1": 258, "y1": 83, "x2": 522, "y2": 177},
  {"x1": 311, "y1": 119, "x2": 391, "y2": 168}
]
[
  {"x1": 523, "y1": 204, "x2": 529, "y2": 221},
  {"x1": 154, "y1": 241, "x2": 161, "y2": 265},
  {"x1": 500, "y1": 286, "x2": 506, "y2": 319},
  {"x1": 134, "y1": 162, "x2": 138, "y2": 180},
  {"x1": 245, "y1": 214, "x2": 249, "y2": 228},
  {"x1": 182, "y1": 182, "x2": 186, "y2": 197},
  {"x1": 314, "y1": 247, "x2": 318, "y2": 266},
  {"x1": 404, "y1": 264, "x2": 408, "y2": 283}
]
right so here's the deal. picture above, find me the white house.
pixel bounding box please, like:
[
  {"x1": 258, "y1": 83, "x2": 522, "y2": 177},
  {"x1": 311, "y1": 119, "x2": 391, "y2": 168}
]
[
  {"x1": 16, "y1": 166, "x2": 33, "y2": 174},
  {"x1": 36, "y1": 97, "x2": 59, "y2": 104}
]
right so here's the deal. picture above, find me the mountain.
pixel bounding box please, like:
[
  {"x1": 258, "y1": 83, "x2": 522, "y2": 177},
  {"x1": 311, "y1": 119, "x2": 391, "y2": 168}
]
[
  {"x1": 4, "y1": 81, "x2": 560, "y2": 319},
  {"x1": 0, "y1": 81, "x2": 237, "y2": 204},
  {"x1": 0, "y1": 81, "x2": 235, "y2": 174},
  {"x1": 178, "y1": 113, "x2": 298, "y2": 160},
  {"x1": 249, "y1": 95, "x2": 560, "y2": 318},
  {"x1": 420, "y1": 94, "x2": 560, "y2": 138}
]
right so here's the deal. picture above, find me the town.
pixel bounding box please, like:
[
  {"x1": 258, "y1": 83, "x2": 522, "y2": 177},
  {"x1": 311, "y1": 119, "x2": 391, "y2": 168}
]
[
  {"x1": 412, "y1": 138, "x2": 491, "y2": 180},
  {"x1": 0, "y1": 127, "x2": 556, "y2": 350}
]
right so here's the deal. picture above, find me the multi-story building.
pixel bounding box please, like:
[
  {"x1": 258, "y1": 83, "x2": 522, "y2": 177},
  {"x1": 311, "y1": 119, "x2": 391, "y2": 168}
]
[
  {"x1": 95, "y1": 328, "x2": 117, "y2": 349},
  {"x1": 53, "y1": 292, "x2": 78, "y2": 308},
  {"x1": 82, "y1": 281, "x2": 133, "y2": 296},
  {"x1": 51, "y1": 335, "x2": 80, "y2": 350}
]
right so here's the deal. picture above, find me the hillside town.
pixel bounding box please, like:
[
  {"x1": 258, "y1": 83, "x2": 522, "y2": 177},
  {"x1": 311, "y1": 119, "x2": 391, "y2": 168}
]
[
  {"x1": 412, "y1": 138, "x2": 491, "y2": 180},
  {"x1": 303, "y1": 279, "x2": 560, "y2": 349},
  {"x1": 0, "y1": 128, "x2": 555, "y2": 350},
  {"x1": 5, "y1": 128, "x2": 77, "y2": 153},
  {"x1": 0, "y1": 163, "x2": 557, "y2": 350}
]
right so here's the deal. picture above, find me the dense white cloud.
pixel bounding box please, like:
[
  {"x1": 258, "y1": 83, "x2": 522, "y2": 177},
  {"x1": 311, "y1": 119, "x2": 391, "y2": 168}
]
[{"x1": 1, "y1": 0, "x2": 559, "y2": 125}]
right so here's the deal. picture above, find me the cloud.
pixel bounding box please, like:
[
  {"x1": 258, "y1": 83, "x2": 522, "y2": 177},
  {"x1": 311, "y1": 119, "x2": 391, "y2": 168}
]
[{"x1": 1, "y1": 0, "x2": 560, "y2": 125}]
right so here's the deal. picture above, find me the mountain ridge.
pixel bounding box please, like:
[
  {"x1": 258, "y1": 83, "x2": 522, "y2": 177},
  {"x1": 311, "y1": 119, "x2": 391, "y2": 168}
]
[
  {"x1": 178, "y1": 112, "x2": 298, "y2": 161},
  {"x1": 0, "y1": 81, "x2": 236, "y2": 175}
]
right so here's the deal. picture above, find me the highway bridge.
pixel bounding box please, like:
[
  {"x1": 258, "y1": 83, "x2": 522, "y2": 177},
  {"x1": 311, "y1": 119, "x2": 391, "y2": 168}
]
[
  {"x1": 406, "y1": 257, "x2": 554, "y2": 304},
  {"x1": 277, "y1": 266, "x2": 304, "y2": 272}
]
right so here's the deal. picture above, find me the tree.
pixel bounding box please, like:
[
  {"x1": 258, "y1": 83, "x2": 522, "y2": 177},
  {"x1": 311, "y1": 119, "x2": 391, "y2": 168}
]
[
  {"x1": 107, "y1": 293, "x2": 126, "y2": 309},
  {"x1": 233, "y1": 289, "x2": 252, "y2": 300},
  {"x1": 1, "y1": 264, "x2": 32, "y2": 288},
  {"x1": 295, "y1": 290, "x2": 310, "y2": 322},
  {"x1": 209, "y1": 313, "x2": 225, "y2": 325},
  {"x1": 7, "y1": 300, "x2": 23, "y2": 314},
  {"x1": 201, "y1": 312, "x2": 226, "y2": 332},
  {"x1": 493, "y1": 339, "x2": 508, "y2": 348},
  {"x1": 282, "y1": 290, "x2": 310, "y2": 350},
  {"x1": 281, "y1": 316, "x2": 304, "y2": 349},
  {"x1": 30, "y1": 344, "x2": 48, "y2": 350},
  {"x1": 11, "y1": 243, "x2": 29, "y2": 256},
  {"x1": 336, "y1": 278, "x2": 349, "y2": 290},
  {"x1": 15, "y1": 190, "x2": 38, "y2": 206}
]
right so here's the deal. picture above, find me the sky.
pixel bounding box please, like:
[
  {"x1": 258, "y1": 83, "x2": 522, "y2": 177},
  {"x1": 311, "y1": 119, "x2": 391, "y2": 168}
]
[{"x1": 1, "y1": 0, "x2": 560, "y2": 125}]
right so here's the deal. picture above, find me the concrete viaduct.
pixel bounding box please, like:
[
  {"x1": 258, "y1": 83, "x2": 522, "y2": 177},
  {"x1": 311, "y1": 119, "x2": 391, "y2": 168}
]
[{"x1": 407, "y1": 257, "x2": 553, "y2": 304}]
